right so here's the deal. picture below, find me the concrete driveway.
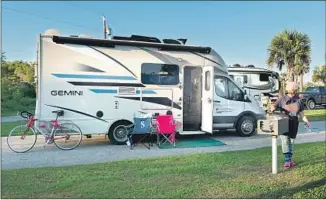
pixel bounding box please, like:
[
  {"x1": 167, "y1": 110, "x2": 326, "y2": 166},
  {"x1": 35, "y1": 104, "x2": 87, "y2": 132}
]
[
  {"x1": 1, "y1": 121, "x2": 325, "y2": 170},
  {"x1": 1, "y1": 115, "x2": 24, "y2": 123}
]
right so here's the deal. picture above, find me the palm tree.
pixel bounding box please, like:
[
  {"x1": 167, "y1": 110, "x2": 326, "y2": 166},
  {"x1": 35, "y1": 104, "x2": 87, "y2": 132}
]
[
  {"x1": 279, "y1": 72, "x2": 287, "y2": 95},
  {"x1": 267, "y1": 29, "x2": 311, "y2": 82},
  {"x1": 312, "y1": 65, "x2": 326, "y2": 85},
  {"x1": 294, "y1": 64, "x2": 310, "y2": 92}
]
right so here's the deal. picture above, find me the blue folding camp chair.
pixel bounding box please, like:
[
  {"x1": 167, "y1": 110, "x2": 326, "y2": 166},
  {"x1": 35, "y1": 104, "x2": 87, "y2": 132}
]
[{"x1": 125, "y1": 112, "x2": 154, "y2": 150}]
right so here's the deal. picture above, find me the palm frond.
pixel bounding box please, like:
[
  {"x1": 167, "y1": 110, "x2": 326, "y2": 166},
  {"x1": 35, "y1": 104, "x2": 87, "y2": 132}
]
[{"x1": 266, "y1": 29, "x2": 312, "y2": 79}]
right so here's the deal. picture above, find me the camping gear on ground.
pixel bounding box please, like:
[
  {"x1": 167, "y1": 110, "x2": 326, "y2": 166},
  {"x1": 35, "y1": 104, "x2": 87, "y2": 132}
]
[
  {"x1": 124, "y1": 112, "x2": 155, "y2": 150},
  {"x1": 156, "y1": 115, "x2": 182, "y2": 148}
]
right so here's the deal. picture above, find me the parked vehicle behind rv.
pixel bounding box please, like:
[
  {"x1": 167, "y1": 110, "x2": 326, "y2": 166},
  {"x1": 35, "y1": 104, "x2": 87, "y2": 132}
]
[
  {"x1": 227, "y1": 66, "x2": 280, "y2": 111},
  {"x1": 298, "y1": 86, "x2": 326, "y2": 110}
]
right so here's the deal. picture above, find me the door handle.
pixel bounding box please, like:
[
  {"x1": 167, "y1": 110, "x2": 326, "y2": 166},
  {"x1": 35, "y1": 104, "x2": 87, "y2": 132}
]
[
  {"x1": 215, "y1": 100, "x2": 221, "y2": 103},
  {"x1": 208, "y1": 97, "x2": 212, "y2": 103}
]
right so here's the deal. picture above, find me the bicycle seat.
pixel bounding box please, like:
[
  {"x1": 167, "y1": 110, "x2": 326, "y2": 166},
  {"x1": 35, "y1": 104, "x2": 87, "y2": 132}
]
[{"x1": 52, "y1": 110, "x2": 64, "y2": 116}]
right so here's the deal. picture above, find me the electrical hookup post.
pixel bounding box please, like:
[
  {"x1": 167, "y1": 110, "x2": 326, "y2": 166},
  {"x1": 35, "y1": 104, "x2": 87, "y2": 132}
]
[{"x1": 257, "y1": 112, "x2": 289, "y2": 174}]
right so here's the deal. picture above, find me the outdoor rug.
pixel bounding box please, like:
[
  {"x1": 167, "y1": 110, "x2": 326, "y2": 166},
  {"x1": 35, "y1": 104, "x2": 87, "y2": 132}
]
[{"x1": 159, "y1": 136, "x2": 225, "y2": 149}]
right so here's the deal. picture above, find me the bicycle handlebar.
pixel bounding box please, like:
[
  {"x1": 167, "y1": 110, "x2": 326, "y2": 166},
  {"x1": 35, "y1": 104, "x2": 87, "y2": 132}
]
[{"x1": 20, "y1": 111, "x2": 33, "y2": 119}]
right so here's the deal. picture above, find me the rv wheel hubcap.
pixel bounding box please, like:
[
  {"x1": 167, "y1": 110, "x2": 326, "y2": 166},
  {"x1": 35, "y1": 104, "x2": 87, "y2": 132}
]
[
  {"x1": 241, "y1": 120, "x2": 253, "y2": 134},
  {"x1": 114, "y1": 126, "x2": 127, "y2": 142}
]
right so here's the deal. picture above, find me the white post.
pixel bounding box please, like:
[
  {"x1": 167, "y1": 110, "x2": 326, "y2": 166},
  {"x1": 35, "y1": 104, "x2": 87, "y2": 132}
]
[
  {"x1": 102, "y1": 15, "x2": 107, "y2": 39},
  {"x1": 272, "y1": 135, "x2": 278, "y2": 174}
]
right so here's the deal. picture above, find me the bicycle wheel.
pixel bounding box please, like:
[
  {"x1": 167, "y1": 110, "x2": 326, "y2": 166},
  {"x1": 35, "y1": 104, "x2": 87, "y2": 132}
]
[
  {"x1": 53, "y1": 123, "x2": 82, "y2": 150},
  {"x1": 7, "y1": 125, "x2": 37, "y2": 153}
]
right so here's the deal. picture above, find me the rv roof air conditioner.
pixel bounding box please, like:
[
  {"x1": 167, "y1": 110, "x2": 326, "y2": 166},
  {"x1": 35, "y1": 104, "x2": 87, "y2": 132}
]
[
  {"x1": 161, "y1": 38, "x2": 187, "y2": 45},
  {"x1": 162, "y1": 39, "x2": 182, "y2": 45},
  {"x1": 112, "y1": 35, "x2": 161, "y2": 43},
  {"x1": 44, "y1": 29, "x2": 60, "y2": 36},
  {"x1": 131, "y1": 35, "x2": 161, "y2": 43}
]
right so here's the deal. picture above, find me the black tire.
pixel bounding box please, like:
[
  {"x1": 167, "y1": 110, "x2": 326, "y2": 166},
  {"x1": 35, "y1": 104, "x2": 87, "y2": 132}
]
[
  {"x1": 235, "y1": 115, "x2": 256, "y2": 137},
  {"x1": 109, "y1": 121, "x2": 132, "y2": 145},
  {"x1": 53, "y1": 123, "x2": 82, "y2": 150},
  {"x1": 307, "y1": 99, "x2": 316, "y2": 110}
]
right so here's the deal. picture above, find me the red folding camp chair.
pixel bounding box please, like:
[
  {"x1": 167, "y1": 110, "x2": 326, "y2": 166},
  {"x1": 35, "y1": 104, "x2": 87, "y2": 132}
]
[{"x1": 156, "y1": 115, "x2": 181, "y2": 148}]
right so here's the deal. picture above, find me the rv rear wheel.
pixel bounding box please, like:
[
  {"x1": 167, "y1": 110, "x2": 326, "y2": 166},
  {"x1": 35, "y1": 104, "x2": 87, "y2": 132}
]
[
  {"x1": 109, "y1": 121, "x2": 132, "y2": 145},
  {"x1": 236, "y1": 115, "x2": 256, "y2": 137}
]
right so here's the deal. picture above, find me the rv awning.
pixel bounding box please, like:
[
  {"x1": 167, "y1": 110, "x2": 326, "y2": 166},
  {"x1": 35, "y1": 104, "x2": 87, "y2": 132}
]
[{"x1": 52, "y1": 36, "x2": 212, "y2": 54}]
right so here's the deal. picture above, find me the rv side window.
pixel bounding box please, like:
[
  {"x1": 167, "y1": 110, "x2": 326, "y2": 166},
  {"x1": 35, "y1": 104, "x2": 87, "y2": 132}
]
[
  {"x1": 214, "y1": 76, "x2": 228, "y2": 98},
  {"x1": 214, "y1": 76, "x2": 244, "y2": 101},
  {"x1": 205, "y1": 71, "x2": 211, "y2": 91},
  {"x1": 227, "y1": 80, "x2": 244, "y2": 101},
  {"x1": 259, "y1": 74, "x2": 270, "y2": 82},
  {"x1": 141, "y1": 63, "x2": 179, "y2": 85}
]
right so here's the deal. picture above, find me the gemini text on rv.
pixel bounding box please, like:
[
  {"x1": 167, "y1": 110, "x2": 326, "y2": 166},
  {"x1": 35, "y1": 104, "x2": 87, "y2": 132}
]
[{"x1": 51, "y1": 90, "x2": 83, "y2": 96}]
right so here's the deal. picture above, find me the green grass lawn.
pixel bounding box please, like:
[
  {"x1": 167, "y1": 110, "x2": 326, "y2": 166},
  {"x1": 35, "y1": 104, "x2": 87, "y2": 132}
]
[
  {"x1": 1, "y1": 142, "x2": 325, "y2": 199},
  {"x1": 1, "y1": 108, "x2": 35, "y2": 117},
  {"x1": 0, "y1": 120, "x2": 26, "y2": 137},
  {"x1": 1, "y1": 110, "x2": 19, "y2": 117},
  {"x1": 304, "y1": 109, "x2": 326, "y2": 121}
]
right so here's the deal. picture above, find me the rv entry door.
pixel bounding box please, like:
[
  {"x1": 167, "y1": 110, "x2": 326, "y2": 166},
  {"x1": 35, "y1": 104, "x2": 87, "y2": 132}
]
[{"x1": 201, "y1": 66, "x2": 214, "y2": 133}]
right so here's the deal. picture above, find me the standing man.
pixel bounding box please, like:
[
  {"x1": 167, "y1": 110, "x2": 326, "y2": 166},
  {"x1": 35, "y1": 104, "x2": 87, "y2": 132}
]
[{"x1": 270, "y1": 81, "x2": 311, "y2": 168}]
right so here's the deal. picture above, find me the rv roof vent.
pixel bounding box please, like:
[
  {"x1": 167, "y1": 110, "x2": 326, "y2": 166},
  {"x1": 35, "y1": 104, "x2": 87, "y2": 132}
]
[
  {"x1": 44, "y1": 29, "x2": 60, "y2": 36},
  {"x1": 162, "y1": 39, "x2": 182, "y2": 45},
  {"x1": 130, "y1": 35, "x2": 161, "y2": 43}
]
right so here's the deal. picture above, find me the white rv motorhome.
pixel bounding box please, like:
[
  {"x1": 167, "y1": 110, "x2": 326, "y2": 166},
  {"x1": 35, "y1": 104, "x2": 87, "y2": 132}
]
[
  {"x1": 227, "y1": 66, "x2": 280, "y2": 107},
  {"x1": 35, "y1": 30, "x2": 266, "y2": 145}
]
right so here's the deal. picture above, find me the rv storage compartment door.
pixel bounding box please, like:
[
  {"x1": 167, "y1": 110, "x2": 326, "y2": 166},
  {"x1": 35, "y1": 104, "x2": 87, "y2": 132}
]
[{"x1": 201, "y1": 66, "x2": 214, "y2": 133}]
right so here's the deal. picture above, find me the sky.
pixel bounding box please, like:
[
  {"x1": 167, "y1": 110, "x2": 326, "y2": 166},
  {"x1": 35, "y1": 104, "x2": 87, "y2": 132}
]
[{"x1": 2, "y1": 1, "x2": 325, "y2": 83}]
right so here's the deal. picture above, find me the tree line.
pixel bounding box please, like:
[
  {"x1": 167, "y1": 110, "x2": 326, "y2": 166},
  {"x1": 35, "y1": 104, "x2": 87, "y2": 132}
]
[{"x1": 1, "y1": 52, "x2": 36, "y2": 115}]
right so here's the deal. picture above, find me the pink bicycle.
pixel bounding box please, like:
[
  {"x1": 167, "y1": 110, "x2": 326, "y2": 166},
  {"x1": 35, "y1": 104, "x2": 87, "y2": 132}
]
[{"x1": 7, "y1": 110, "x2": 82, "y2": 153}]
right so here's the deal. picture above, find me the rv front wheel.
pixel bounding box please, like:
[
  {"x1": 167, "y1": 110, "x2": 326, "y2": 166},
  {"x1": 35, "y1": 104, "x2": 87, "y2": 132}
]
[
  {"x1": 109, "y1": 121, "x2": 132, "y2": 145},
  {"x1": 236, "y1": 115, "x2": 256, "y2": 137}
]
